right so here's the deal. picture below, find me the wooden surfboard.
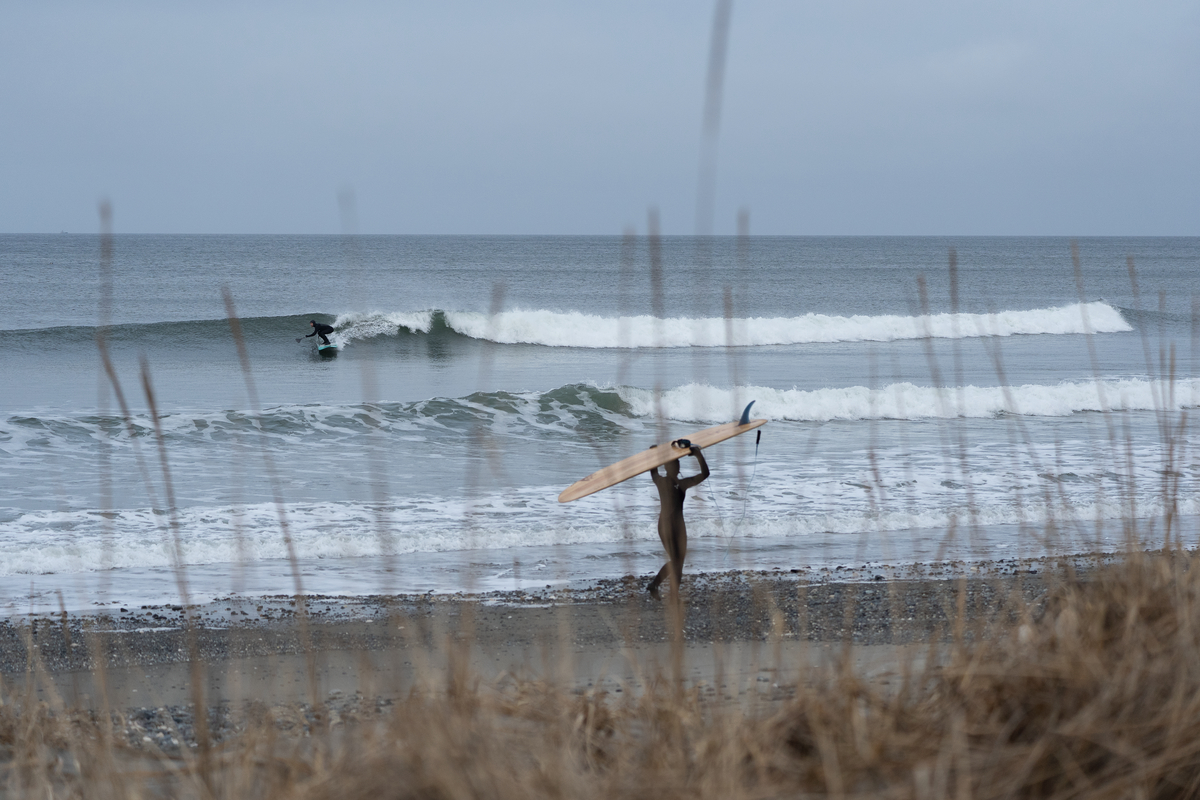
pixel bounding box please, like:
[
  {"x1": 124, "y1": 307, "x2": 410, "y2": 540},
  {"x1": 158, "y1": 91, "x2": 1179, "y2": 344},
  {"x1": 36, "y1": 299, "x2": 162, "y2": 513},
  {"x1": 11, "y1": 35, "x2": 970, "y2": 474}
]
[{"x1": 558, "y1": 402, "x2": 766, "y2": 503}]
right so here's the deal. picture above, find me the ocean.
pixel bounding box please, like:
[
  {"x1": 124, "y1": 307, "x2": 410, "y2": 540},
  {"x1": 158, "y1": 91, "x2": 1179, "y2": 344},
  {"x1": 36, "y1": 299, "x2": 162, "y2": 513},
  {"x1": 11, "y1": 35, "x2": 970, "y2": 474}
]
[{"x1": 2, "y1": 234, "x2": 1199, "y2": 613}]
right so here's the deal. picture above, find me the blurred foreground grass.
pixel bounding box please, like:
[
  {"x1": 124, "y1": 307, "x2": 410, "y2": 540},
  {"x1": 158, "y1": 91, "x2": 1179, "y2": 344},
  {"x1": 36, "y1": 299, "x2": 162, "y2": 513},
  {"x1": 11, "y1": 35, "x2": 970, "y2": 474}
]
[{"x1": 3, "y1": 549, "x2": 1200, "y2": 798}]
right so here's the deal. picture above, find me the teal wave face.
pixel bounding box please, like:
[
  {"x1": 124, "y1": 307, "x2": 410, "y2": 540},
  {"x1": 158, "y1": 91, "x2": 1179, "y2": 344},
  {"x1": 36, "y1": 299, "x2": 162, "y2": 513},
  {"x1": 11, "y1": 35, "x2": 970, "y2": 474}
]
[{"x1": 0, "y1": 383, "x2": 640, "y2": 454}]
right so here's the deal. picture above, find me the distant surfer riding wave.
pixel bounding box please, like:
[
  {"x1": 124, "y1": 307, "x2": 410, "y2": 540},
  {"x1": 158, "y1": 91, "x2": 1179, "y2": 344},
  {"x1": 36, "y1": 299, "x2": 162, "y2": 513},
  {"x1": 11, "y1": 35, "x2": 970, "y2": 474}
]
[{"x1": 305, "y1": 320, "x2": 335, "y2": 345}]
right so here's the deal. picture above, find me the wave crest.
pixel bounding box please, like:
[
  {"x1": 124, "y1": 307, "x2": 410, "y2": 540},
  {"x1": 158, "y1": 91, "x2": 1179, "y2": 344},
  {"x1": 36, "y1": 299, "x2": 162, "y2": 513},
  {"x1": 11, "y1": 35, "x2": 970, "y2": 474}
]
[
  {"x1": 4, "y1": 378, "x2": 1195, "y2": 462},
  {"x1": 332, "y1": 302, "x2": 1130, "y2": 348},
  {"x1": 622, "y1": 378, "x2": 1200, "y2": 423},
  {"x1": 8, "y1": 303, "x2": 1131, "y2": 351},
  {"x1": 332, "y1": 310, "x2": 435, "y2": 343}
]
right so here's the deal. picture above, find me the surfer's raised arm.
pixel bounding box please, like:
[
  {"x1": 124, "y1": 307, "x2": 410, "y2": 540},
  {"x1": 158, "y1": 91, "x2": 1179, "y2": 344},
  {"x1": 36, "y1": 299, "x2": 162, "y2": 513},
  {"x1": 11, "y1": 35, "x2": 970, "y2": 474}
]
[{"x1": 676, "y1": 445, "x2": 709, "y2": 490}]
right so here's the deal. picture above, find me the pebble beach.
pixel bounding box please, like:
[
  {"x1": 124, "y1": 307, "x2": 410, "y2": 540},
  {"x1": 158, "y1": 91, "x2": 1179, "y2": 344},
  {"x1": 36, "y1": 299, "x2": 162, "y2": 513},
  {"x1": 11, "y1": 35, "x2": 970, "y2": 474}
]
[{"x1": 0, "y1": 557, "x2": 1076, "y2": 753}]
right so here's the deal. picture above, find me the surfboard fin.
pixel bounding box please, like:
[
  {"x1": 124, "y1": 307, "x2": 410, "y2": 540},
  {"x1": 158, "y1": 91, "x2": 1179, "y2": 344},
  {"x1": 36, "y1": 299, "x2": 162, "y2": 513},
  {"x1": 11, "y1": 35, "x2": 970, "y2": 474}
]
[{"x1": 739, "y1": 400, "x2": 756, "y2": 426}]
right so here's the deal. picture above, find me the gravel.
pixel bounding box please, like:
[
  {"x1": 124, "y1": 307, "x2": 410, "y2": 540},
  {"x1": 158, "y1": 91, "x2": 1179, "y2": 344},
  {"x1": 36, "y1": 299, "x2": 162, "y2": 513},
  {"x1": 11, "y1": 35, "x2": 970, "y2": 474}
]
[{"x1": 0, "y1": 555, "x2": 1095, "y2": 751}]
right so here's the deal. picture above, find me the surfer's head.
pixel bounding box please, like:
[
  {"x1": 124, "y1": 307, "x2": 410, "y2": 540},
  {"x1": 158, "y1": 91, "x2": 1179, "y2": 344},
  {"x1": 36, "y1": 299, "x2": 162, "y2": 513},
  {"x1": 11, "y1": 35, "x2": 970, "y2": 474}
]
[
  {"x1": 664, "y1": 459, "x2": 681, "y2": 477},
  {"x1": 310, "y1": 320, "x2": 316, "y2": 327}
]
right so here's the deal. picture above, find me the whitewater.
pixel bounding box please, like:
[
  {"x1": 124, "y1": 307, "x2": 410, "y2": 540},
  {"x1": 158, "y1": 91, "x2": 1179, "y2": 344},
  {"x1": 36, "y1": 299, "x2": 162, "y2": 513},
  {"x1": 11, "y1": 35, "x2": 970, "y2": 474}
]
[{"x1": 331, "y1": 301, "x2": 1131, "y2": 348}]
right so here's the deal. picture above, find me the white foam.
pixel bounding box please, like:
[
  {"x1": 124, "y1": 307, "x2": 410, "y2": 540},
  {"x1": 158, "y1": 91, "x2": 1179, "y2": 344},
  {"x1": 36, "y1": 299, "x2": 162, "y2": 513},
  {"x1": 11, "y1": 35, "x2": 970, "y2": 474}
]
[
  {"x1": 619, "y1": 377, "x2": 1200, "y2": 423},
  {"x1": 1, "y1": 468, "x2": 1194, "y2": 579},
  {"x1": 2, "y1": 419, "x2": 1196, "y2": 580},
  {"x1": 332, "y1": 310, "x2": 435, "y2": 345},
  {"x1": 438, "y1": 302, "x2": 1129, "y2": 348},
  {"x1": 1, "y1": 416, "x2": 1195, "y2": 598},
  {"x1": 0, "y1": 491, "x2": 653, "y2": 577}
]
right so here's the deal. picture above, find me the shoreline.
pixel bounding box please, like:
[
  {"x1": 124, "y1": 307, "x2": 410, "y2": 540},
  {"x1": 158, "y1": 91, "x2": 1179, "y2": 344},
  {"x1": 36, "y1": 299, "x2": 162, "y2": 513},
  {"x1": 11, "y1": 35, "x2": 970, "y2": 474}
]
[
  {"x1": 2, "y1": 557, "x2": 1065, "y2": 685},
  {"x1": 2, "y1": 547, "x2": 1087, "y2": 624},
  {"x1": 1, "y1": 517, "x2": 1149, "y2": 616},
  {"x1": 3, "y1": 555, "x2": 1069, "y2": 655}
]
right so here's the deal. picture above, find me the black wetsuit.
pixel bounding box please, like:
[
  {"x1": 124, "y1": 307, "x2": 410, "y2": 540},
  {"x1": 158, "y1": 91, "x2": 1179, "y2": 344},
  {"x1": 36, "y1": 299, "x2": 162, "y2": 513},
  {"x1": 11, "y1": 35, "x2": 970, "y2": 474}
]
[{"x1": 306, "y1": 322, "x2": 335, "y2": 345}]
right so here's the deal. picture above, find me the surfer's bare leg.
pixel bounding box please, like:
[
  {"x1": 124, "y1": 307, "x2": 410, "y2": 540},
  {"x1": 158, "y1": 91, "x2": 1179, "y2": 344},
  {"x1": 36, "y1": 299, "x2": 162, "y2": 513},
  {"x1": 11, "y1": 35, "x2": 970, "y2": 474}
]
[
  {"x1": 670, "y1": 522, "x2": 687, "y2": 594},
  {"x1": 648, "y1": 504, "x2": 677, "y2": 599},
  {"x1": 648, "y1": 541, "x2": 684, "y2": 599},
  {"x1": 647, "y1": 562, "x2": 671, "y2": 599}
]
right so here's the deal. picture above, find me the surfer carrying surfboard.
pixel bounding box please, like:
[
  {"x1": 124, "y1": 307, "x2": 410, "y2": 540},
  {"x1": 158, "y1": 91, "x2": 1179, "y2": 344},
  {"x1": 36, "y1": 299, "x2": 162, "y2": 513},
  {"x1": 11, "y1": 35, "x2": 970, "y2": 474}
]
[
  {"x1": 646, "y1": 443, "x2": 709, "y2": 600},
  {"x1": 305, "y1": 320, "x2": 335, "y2": 345},
  {"x1": 558, "y1": 401, "x2": 766, "y2": 600}
]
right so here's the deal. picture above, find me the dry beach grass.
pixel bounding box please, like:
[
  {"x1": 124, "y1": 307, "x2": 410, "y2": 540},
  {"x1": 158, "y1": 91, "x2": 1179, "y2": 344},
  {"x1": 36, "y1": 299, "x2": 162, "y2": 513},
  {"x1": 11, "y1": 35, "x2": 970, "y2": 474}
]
[{"x1": 5, "y1": 552, "x2": 1200, "y2": 798}]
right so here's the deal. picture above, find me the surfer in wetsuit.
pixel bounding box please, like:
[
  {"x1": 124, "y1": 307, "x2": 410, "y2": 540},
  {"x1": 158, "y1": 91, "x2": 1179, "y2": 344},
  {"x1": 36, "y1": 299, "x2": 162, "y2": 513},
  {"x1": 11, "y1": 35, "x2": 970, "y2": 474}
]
[
  {"x1": 647, "y1": 443, "x2": 710, "y2": 600},
  {"x1": 305, "y1": 320, "x2": 335, "y2": 345}
]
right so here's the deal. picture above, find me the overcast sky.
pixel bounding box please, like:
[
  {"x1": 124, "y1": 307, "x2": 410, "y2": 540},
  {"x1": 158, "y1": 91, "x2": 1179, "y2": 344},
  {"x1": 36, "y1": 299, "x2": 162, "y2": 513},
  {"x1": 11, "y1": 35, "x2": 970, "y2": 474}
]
[{"x1": 2, "y1": 1, "x2": 1197, "y2": 235}]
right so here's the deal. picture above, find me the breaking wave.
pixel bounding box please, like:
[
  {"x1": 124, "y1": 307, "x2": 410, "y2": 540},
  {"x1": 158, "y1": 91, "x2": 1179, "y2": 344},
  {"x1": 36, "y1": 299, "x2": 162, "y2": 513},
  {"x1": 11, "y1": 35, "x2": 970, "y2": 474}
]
[
  {"x1": 7, "y1": 302, "x2": 1132, "y2": 352},
  {"x1": 332, "y1": 301, "x2": 1131, "y2": 348},
  {"x1": 619, "y1": 377, "x2": 1200, "y2": 423},
  {"x1": 3, "y1": 377, "x2": 1195, "y2": 462}
]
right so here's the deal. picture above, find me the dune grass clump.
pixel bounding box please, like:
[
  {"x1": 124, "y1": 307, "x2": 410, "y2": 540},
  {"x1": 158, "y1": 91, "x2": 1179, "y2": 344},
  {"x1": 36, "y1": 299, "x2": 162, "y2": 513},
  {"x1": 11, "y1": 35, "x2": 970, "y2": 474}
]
[{"x1": 756, "y1": 553, "x2": 1200, "y2": 798}]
